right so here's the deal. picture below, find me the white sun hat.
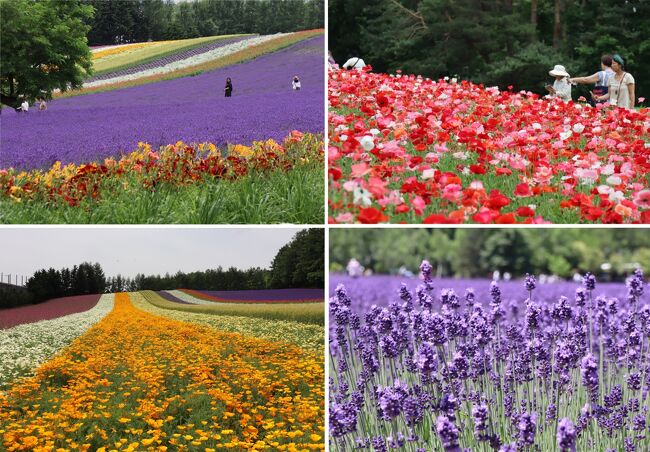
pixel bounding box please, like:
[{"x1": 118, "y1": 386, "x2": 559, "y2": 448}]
[{"x1": 549, "y1": 65, "x2": 570, "y2": 78}]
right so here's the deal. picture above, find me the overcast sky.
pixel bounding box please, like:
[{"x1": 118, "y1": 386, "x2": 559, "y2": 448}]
[{"x1": 0, "y1": 228, "x2": 307, "y2": 280}]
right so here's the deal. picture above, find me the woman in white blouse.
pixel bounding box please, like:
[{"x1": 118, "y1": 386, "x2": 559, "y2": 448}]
[
  {"x1": 593, "y1": 54, "x2": 635, "y2": 110},
  {"x1": 546, "y1": 65, "x2": 572, "y2": 102}
]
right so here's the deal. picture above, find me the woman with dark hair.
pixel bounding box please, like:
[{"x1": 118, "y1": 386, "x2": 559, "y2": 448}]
[
  {"x1": 569, "y1": 55, "x2": 614, "y2": 106},
  {"x1": 593, "y1": 54, "x2": 635, "y2": 110},
  {"x1": 224, "y1": 78, "x2": 233, "y2": 97}
]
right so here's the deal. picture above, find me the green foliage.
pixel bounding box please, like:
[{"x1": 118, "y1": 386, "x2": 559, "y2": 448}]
[
  {"x1": 330, "y1": 229, "x2": 650, "y2": 280},
  {"x1": 330, "y1": 0, "x2": 650, "y2": 97},
  {"x1": 270, "y1": 229, "x2": 325, "y2": 289},
  {"x1": 0, "y1": 283, "x2": 34, "y2": 308},
  {"x1": 83, "y1": 0, "x2": 324, "y2": 45},
  {"x1": 24, "y1": 262, "x2": 106, "y2": 305},
  {"x1": 0, "y1": 0, "x2": 94, "y2": 107}
]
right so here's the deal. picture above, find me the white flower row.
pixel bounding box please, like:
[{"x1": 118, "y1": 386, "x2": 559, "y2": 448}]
[
  {"x1": 165, "y1": 290, "x2": 214, "y2": 305},
  {"x1": 0, "y1": 294, "x2": 114, "y2": 389},
  {"x1": 90, "y1": 43, "x2": 133, "y2": 54},
  {"x1": 83, "y1": 33, "x2": 290, "y2": 88},
  {"x1": 132, "y1": 292, "x2": 323, "y2": 352}
]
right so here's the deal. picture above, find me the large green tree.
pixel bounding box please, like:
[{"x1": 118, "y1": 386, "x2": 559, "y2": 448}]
[{"x1": 0, "y1": 0, "x2": 94, "y2": 108}]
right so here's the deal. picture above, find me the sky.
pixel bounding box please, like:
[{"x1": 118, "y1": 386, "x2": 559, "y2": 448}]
[{"x1": 0, "y1": 227, "x2": 306, "y2": 281}]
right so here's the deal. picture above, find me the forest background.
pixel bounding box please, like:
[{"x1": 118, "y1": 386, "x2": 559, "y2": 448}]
[
  {"x1": 329, "y1": 0, "x2": 649, "y2": 99},
  {"x1": 330, "y1": 229, "x2": 650, "y2": 280}
]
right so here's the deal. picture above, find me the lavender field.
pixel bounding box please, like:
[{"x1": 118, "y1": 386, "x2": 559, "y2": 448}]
[
  {"x1": 0, "y1": 35, "x2": 324, "y2": 170},
  {"x1": 329, "y1": 274, "x2": 630, "y2": 318},
  {"x1": 329, "y1": 264, "x2": 650, "y2": 451},
  {"x1": 198, "y1": 288, "x2": 324, "y2": 301}
]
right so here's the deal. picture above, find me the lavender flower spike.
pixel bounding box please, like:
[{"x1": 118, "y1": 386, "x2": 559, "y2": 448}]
[
  {"x1": 557, "y1": 417, "x2": 577, "y2": 452},
  {"x1": 436, "y1": 415, "x2": 461, "y2": 452}
]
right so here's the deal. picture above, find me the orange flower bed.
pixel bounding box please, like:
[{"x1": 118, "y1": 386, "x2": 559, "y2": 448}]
[{"x1": 0, "y1": 293, "x2": 324, "y2": 451}]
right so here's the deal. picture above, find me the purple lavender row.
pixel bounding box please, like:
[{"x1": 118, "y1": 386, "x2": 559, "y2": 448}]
[
  {"x1": 156, "y1": 291, "x2": 192, "y2": 304},
  {"x1": 200, "y1": 288, "x2": 324, "y2": 301},
  {"x1": 0, "y1": 36, "x2": 324, "y2": 170},
  {"x1": 329, "y1": 274, "x2": 631, "y2": 319},
  {"x1": 85, "y1": 35, "x2": 251, "y2": 83},
  {"x1": 329, "y1": 261, "x2": 649, "y2": 451}
]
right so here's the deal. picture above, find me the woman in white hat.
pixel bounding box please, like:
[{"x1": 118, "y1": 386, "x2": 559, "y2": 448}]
[{"x1": 546, "y1": 65, "x2": 572, "y2": 102}]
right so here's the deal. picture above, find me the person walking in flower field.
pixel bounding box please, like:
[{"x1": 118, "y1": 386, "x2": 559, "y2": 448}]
[
  {"x1": 569, "y1": 55, "x2": 614, "y2": 106},
  {"x1": 224, "y1": 77, "x2": 233, "y2": 97},
  {"x1": 292, "y1": 75, "x2": 301, "y2": 90},
  {"x1": 593, "y1": 54, "x2": 635, "y2": 110},
  {"x1": 342, "y1": 55, "x2": 366, "y2": 71}
]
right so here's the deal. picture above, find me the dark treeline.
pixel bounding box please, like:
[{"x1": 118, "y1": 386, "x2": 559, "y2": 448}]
[
  {"x1": 330, "y1": 0, "x2": 649, "y2": 98},
  {"x1": 108, "y1": 267, "x2": 271, "y2": 293},
  {"x1": 330, "y1": 229, "x2": 650, "y2": 280},
  {"x1": 84, "y1": 0, "x2": 324, "y2": 45},
  {"x1": 0, "y1": 283, "x2": 34, "y2": 309},
  {"x1": 2, "y1": 229, "x2": 324, "y2": 309},
  {"x1": 26, "y1": 262, "x2": 107, "y2": 305}
]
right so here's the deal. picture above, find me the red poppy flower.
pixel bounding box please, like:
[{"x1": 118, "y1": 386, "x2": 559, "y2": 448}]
[
  {"x1": 357, "y1": 207, "x2": 389, "y2": 224},
  {"x1": 514, "y1": 183, "x2": 533, "y2": 197}
]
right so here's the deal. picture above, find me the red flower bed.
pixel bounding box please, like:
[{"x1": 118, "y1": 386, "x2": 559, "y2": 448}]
[
  {"x1": 328, "y1": 69, "x2": 650, "y2": 224},
  {"x1": 0, "y1": 294, "x2": 101, "y2": 329}
]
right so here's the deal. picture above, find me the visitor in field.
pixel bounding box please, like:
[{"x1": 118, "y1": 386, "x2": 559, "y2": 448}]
[
  {"x1": 292, "y1": 75, "x2": 301, "y2": 90},
  {"x1": 18, "y1": 98, "x2": 29, "y2": 113},
  {"x1": 38, "y1": 97, "x2": 47, "y2": 111},
  {"x1": 569, "y1": 54, "x2": 614, "y2": 106},
  {"x1": 224, "y1": 77, "x2": 233, "y2": 97},
  {"x1": 342, "y1": 55, "x2": 366, "y2": 71},
  {"x1": 546, "y1": 65, "x2": 572, "y2": 102},
  {"x1": 592, "y1": 54, "x2": 635, "y2": 110},
  {"x1": 328, "y1": 50, "x2": 337, "y2": 70}
]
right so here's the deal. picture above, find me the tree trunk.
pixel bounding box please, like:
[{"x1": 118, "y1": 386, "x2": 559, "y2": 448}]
[
  {"x1": 531, "y1": 0, "x2": 538, "y2": 42},
  {"x1": 553, "y1": 0, "x2": 562, "y2": 49}
]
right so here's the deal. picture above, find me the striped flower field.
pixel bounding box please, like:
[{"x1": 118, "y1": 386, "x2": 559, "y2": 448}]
[{"x1": 0, "y1": 292, "x2": 324, "y2": 450}]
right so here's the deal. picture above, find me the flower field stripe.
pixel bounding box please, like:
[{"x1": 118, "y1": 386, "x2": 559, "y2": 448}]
[
  {"x1": 156, "y1": 290, "x2": 197, "y2": 305},
  {"x1": 0, "y1": 294, "x2": 114, "y2": 389},
  {"x1": 182, "y1": 288, "x2": 324, "y2": 304},
  {"x1": 135, "y1": 291, "x2": 324, "y2": 352},
  {"x1": 165, "y1": 290, "x2": 215, "y2": 305},
  {"x1": 84, "y1": 34, "x2": 281, "y2": 88},
  {"x1": 0, "y1": 292, "x2": 324, "y2": 450},
  {"x1": 142, "y1": 290, "x2": 324, "y2": 325},
  {"x1": 90, "y1": 34, "x2": 249, "y2": 74},
  {"x1": 0, "y1": 294, "x2": 101, "y2": 329},
  {"x1": 57, "y1": 29, "x2": 323, "y2": 98},
  {"x1": 91, "y1": 41, "x2": 162, "y2": 59},
  {"x1": 2, "y1": 133, "x2": 322, "y2": 206},
  {"x1": 328, "y1": 69, "x2": 650, "y2": 224},
  {"x1": 88, "y1": 35, "x2": 251, "y2": 82}
]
